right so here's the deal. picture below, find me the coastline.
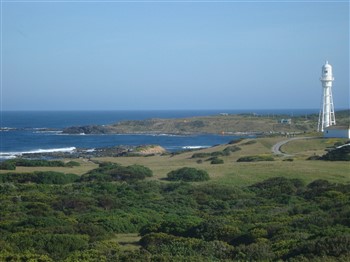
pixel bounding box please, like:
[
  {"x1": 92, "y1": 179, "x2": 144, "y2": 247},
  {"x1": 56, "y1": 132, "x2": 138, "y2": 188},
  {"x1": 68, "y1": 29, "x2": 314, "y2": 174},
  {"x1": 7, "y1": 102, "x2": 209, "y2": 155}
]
[{"x1": 2, "y1": 110, "x2": 348, "y2": 161}]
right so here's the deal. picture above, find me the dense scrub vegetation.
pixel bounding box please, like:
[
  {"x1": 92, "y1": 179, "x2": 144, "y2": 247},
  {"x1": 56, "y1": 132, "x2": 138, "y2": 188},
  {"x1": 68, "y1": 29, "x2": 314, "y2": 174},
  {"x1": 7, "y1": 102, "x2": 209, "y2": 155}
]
[
  {"x1": 0, "y1": 171, "x2": 79, "y2": 184},
  {"x1": 321, "y1": 144, "x2": 350, "y2": 161},
  {"x1": 0, "y1": 159, "x2": 80, "y2": 170},
  {"x1": 0, "y1": 163, "x2": 349, "y2": 261},
  {"x1": 308, "y1": 142, "x2": 350, "y2": 161}
]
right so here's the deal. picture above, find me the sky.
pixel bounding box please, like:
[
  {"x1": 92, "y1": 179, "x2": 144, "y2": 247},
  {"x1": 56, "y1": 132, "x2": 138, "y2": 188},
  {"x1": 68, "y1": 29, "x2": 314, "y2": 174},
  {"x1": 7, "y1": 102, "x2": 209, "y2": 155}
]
[{"x1": 1, "y1": 0, "x2": 349, "y2": 111}]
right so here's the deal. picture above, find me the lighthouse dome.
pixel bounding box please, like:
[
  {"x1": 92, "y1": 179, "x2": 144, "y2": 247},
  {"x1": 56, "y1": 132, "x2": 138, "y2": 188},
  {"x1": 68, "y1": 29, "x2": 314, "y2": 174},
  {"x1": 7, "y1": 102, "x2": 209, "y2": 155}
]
[
  {"x1": 323, "y1": 61, "x2": 332, "y2": 68},
  {"x1": 322, "y1": 61, "x2": 333, "y2": 77}
]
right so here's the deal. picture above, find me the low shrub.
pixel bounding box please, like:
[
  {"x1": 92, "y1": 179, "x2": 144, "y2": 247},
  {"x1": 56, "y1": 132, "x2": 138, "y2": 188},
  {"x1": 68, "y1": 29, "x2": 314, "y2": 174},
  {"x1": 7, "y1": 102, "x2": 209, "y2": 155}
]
[
  {"x1": 167, "y1": 167, "x2": 209, "y2": 182},
  {"x1": 65, "y1": 161, "x2": 81, "y2": 167},
  {"x1": 191, "y1": 152, "x2": 211, "y2": 158},
  {"x1": 228, "y1": 138, "x2": 244, "y2": 144},
  {"x1": 223, "y1": 146, "x2": 241, "y2": 155},
  {"x1": 237, "y1": 155, "x2": 274, "y2": 162},
  {"x1": 0, "y1": 161, "x2": 16, "y2": 170},
  {"x1": 81, "y1": 163, "x2": 153, "y2": 182},
  {"x1": 210, "y1": 158, "x2": 224, "y2": 164},
  {"x1": 0, "y1": 159, "x2": 79, "y2": 169},
  {"x1": 13, "y1": 159, "x2": 66, "y2": 167},
  {"x1": 241, "y1": 140, "x2": 257, "y2": 145}
]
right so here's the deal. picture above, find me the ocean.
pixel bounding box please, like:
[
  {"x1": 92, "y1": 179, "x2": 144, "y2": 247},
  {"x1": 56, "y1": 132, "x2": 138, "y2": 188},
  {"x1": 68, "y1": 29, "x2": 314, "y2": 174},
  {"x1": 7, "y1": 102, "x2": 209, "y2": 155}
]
[{"x1": 0, "y1": 109, "x2": 318, "y2": 160}]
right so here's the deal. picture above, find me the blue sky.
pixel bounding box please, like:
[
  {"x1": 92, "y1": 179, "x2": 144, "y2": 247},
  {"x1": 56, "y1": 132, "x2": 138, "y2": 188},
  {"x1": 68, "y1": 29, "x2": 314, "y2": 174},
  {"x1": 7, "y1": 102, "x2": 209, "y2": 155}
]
[{"x1": 1, "y1": 1, "x2": 349, "y2": 110}]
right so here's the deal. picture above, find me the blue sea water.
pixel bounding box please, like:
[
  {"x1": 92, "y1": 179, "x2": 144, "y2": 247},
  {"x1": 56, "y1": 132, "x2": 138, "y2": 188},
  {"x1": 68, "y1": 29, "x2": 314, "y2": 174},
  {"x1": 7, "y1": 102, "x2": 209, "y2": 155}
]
[{"x1": 0, "y1": 109, "x2": 318, "y2": 159}]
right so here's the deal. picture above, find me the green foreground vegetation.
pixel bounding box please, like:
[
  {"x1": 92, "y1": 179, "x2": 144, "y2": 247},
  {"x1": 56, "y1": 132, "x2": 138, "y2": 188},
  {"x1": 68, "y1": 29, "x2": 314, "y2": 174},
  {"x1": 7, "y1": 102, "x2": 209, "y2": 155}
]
[{"x1": 0, "y1": 137, "x2": 349, "y2": 261}]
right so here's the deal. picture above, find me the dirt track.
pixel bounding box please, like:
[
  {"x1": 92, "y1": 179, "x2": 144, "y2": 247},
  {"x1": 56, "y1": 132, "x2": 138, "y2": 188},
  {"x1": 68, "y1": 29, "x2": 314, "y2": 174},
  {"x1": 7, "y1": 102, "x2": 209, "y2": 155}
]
[{"x1": 271, "y1": 137, "x2": 312, "y2": 156}]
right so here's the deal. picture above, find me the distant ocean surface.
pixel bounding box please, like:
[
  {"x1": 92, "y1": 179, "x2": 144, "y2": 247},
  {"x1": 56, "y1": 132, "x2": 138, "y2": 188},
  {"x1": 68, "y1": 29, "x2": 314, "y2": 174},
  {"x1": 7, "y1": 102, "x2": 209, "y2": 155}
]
[{"x1": 0, "y1": 109, "x2": 318, "y2": 160}]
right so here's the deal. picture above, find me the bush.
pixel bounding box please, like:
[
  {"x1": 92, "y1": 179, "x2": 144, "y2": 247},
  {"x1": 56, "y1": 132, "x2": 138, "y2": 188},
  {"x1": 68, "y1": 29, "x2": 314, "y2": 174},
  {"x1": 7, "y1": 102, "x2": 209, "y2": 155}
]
[
  {"x1": 228, "y1": 138, "x2": 244, "y2": 144},
  {"x1": 210, "y1": 158, "x2": 224, "y2": 164},
  {"x1": 8, "y1": 233, "x2": 89, "y2": 260},
  {"x1": 140, "y1": 232, "x2": 234, "y2": 259},
  {"x1": 12, "y1": 159, "x2": 66, "y2": 167},
  {"x1": 249, "y1": 177, "x2": 304, "y2": 198},
  {"x1": 65, "y1": 161, "x2": 81, "y2": 167},
  {"x1": 81, "y1": 163, "x2": 153, "y2": 182},
  {"x1": 0, "y1": 159, "x2": 80, "y2": 169},
  {"x1": 320, "y1": 145, "x2": 350, "y2": 161},
  {"x1": 237, "y1": 155, "x2": 274, "y2": 162},
  {"x1": 0, "y1": 161, "x2": 16, "y2": 170},
  {"x1": 167, "y1": 167, "x2": 209, "y2": 182},
  {"x1": 241, "y1": 140, "x2": 257, "y2": 145},
  {"x1": 107, "y1": 164, "x2": 153, "y2": 181},
  {"x1": 191, "y1": 152, "x2": 213, "y2": 158},
  {"x1": 223, "y1": 146, "x2": 241, "y2": 155}
]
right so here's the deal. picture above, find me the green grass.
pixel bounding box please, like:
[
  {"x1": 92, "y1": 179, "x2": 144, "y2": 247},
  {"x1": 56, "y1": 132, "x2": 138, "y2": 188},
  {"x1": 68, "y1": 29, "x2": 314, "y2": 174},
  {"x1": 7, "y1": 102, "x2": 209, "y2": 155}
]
[
  {"x1": 216, "y1": 160, "x2": 350, "y2": 187},
  {"x1": 95, "y1": 137, "x2": 350, "y2": 186},
  {"x1": 281, "y1": 137, "x2": 347, "y2": 155},
  {"x1": 2, "y1": 136, "x2": 349, "y2": 186},
  {"x1": 113, "y1": 233, "x2": 141, "y2": 251}
]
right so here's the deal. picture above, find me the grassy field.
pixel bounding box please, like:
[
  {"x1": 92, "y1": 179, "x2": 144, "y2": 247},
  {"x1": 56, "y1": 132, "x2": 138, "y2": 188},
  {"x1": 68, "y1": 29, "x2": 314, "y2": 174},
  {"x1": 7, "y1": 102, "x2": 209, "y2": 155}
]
[
  {"x1": 113, "y1": 233, "x2": 141, "y2": 251},
  {"x1": 280, "y1": 137, "x2": 347, "y2": 155},
  {"x1": 99, "y1": 137, "x2": 349, "y2": 186},
  {"x1": 2, "y1": 137, "x2": 349, "y2": 186}
]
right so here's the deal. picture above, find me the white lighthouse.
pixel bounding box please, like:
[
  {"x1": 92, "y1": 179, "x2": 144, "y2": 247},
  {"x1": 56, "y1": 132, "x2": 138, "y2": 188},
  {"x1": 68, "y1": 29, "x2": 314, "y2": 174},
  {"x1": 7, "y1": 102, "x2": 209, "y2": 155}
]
[{"x1": 317, "y1": 61, "x2": 336, "y2": 132}]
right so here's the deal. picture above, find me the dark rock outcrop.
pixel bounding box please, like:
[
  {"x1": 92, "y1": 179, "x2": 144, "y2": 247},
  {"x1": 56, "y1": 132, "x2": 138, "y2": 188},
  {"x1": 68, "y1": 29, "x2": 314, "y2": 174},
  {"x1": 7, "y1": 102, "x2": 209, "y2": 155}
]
[{"x1": 62, "y1": 125, "x2": 113, "y2": 134}]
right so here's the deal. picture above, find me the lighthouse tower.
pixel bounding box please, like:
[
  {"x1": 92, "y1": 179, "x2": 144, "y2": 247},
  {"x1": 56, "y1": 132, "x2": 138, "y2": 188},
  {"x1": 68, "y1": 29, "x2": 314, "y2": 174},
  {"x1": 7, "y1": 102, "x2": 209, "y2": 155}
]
[{"x1": 317, "y1": 61, "x2": 336, "y2": 132}]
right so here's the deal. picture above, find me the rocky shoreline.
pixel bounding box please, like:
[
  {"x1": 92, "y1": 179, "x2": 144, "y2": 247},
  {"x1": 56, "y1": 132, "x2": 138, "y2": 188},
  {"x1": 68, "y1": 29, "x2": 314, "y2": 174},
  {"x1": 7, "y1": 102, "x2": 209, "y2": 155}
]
[{"x1": 17, "y1": 145, "x2": 167, "y2": 160}]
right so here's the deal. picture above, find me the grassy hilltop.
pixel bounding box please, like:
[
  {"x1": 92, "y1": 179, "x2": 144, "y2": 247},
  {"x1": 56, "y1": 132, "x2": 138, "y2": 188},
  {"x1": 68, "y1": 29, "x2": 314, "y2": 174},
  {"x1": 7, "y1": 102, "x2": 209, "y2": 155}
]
[
  {"x1": 63, "y1": 109, "x2": 349, "y2": 135},
  {"x1": 108, "y1": 114, "x2": 311, "y2": 134}
]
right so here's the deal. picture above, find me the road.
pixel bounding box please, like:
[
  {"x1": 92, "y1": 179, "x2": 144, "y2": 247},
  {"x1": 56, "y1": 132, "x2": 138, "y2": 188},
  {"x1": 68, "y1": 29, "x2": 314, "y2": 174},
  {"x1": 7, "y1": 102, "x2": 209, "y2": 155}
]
[{"x1": 271, "y1": 137, "x2": 312, "y2": 156}]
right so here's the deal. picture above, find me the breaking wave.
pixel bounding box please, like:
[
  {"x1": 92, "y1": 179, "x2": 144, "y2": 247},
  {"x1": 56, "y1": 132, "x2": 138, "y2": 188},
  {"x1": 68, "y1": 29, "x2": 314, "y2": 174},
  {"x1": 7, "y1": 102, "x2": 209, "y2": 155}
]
[
  {"x1": 0, "y1": 147, "x2": 77, "y2": 160},
  {"x1": 33, "y1": 130, "x2": 63, "y2": 134},
  {"x1": 182, "y1": 146, "x2": 210, "y2": 149}
]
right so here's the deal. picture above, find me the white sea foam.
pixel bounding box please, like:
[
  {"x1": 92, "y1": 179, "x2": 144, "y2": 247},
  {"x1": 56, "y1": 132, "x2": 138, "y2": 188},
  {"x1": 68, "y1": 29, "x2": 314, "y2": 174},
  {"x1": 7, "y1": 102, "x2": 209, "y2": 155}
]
[
  {"x1": 84, "y1": 148, "x2": 95, "y2": 153},
  {"x1": 25, "y1": 147, "x2": 77, "y2": 154},
  {"x1": 0, "y1": 154, "x2": 17, "y2": 160},
  {"x1": 182, "y1": 146, "x2": 210, "y2": 149},
  {"x1": 33, "y1": 130, "x2": 63, "y2": 134},
  {"x1": 154, "y1": 134, "x2": 186, "y2": 137},
  {"x1": 0, "y1": 127, "x2": 16, "y2": 132},
  {"x1": 0, "y1": 147, "x2": 77, "y2": 159}
]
